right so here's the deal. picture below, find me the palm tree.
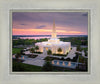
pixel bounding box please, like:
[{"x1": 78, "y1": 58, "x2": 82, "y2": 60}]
[
  {"x1": 47, "y1": 49, "x2": 52, "y2": 55},
  {"x1": 35, "y1": 46, "x2": 39, "y2": 52},
  {"x1": 58, "y1": 48, "x2": 62, "y2": 54}
]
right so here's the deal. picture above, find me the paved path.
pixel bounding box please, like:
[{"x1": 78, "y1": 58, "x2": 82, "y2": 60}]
[
  {"x1": 81, "y1": 50, "x2": 88, "y2": 58},
  {"x1": 23, "y1": 59, "x2": 45, "y2": 66},
  {"x1": 24, "y1": 51, "x2": 32, "y2": 55},
  {"x1": 49, "y1": 55, "x2": 62, "y2": 59},
  {"x1": 64, "y1": 47, "x2": 76, "y2": 59},
  {"x1": 22, "y1": 54, "x2": 47, "y2": 66}
]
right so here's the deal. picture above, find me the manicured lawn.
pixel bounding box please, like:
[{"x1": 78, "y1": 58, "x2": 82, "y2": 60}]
[
  {"x1": 12, "y1": 60, "x2": 42, "y2": 72},
  {"x1": 12, "y1": 48, "x2": 23, "y2": 54}
]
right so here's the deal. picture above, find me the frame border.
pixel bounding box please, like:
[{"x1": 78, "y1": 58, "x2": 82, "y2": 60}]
[{"x1": 9, "y1": 9, "x2": 91, "y2": 75}]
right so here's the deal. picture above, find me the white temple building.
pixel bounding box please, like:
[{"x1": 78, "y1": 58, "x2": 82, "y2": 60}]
[{"x1": 35, "y1": 20, "x2": 71, "y2": 55}]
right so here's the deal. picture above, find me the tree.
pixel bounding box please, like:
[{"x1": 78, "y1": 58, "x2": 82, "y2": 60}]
[
  {"x1": 35, "y1": 46, "x2": 39, "y2": 52},
  {"x1": 15, "y1": 53, "x2": 21, "y2": 62},
  {"x1": 30, "y1": 48, "x2": 35, "y2": 53},
  {"x1": 47, "y1": 49, "x2": 52, "y2": 55},
  {"x1": 20, "y1": 50, "x2": 25, "y2": 55},
  {"x1": 42, "y1": 61, "x2": 53, "y2": 71},
  {"x1": 58, "y1": 48, "x2": 62, "y2": 54},
  {"x1": 77, "y1": 45, "x2": 81, "y2": 51}
]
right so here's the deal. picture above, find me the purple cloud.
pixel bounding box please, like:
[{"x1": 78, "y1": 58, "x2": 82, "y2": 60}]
[{"x1": 36, "y1": 25, "x2": 46, "y2": 29}]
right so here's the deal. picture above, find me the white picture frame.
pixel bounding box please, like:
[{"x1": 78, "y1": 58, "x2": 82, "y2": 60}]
[{"x1": 0, "y1": 0, "x2": 100, "y2": 84}]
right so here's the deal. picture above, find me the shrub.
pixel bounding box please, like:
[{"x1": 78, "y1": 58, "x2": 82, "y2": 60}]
[
  {"x1": 35, "y1": 46, "x2": 39, "y2": 52},
  {"x1": 34, "y1": 52, "x2": 42, "y2": 54},
  {"x1": 71, "y1": 56, "x2": 78, "y2": 62},
  {"x1": 53, "y1": 54, "x2": 67, "y2": 56},
  {"x1": 58, "y1": 48, "x2": 62, "y2": 52},
  {"x1": 44, "y1": 56, "x2": 60, "y2": 61},
  {"x1": 66, "y1": 58, "x2": 71, "y2": 61},
  {"x1": 28, "y1": 54, "x2": 38, "y2": 58},
  {"x1": 30, "y1": 48, "x2": 35, "y2": 53},
  {"x1": 42, "y1": 61, "x2": 53, "y2": 71},
  {"x1": 60, "y1": 57, "x2": 64, "y2": 60},
  {"x1": 15, "y1": 53, "x2": 21, "y2": 59},
  {"x1": 47, "y1": 49, "x2": 52, "y2": 55}
]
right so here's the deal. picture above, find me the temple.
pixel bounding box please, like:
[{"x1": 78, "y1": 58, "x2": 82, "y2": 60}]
[{"x1": 35, "y1": 20, "x2": 71, "y2": 55}]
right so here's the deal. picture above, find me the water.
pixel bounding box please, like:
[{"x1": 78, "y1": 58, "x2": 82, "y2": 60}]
[
  {"x1": 59, "y1": 61, "x2": 63, "y2": 65},
  {"x1": 21, "y1": 56, "x2": 28, "y2": 60},
  {"x1": 54, "y1": 60, "x2": 57, "y2": 64},
  {"x1": 13, "y1": 35, "x2": 87, "y2": 40},
  {"x1": 52, "y1": 60, "x2": 77, "y2": 69},
  {"x1": 65, "y1": 62, "x2": 68, "y2": 65},
  {"x1": 20, "y1": 36, "x2": 50, "y2": 40}
]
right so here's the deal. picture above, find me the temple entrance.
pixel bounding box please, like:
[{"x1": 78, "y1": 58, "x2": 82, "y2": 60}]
[{"x1": 43, "y1": 47, "x2": 48, "y2": 55}]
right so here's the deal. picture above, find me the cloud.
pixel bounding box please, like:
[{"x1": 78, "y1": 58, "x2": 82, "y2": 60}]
[
  {"x1": 36, "y1": 25, "x2": 46, "y2": 29},
  {"x1": 12, "y1": 12, "x2": 88, "y2": 35},
  {"x1": 20, "y1": 24, "x2": 27, "y2": 25}
]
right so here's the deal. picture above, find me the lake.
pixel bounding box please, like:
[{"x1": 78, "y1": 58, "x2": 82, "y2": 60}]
[{"x1": 13, "y1": 35, "x2": 87, "y2": 40}]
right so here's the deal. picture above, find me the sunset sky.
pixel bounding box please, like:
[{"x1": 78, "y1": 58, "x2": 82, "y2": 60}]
[{"x1": 12, "y1": 12, "x2": 88, "y2": 35}]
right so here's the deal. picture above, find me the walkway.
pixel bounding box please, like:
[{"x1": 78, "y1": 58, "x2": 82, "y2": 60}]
[
  {"x1": 22, "y1": 54, "x2": 47, "y2": 66},
  {"x1": 23, "y1": 59, "x2": 45, "y2": 67},
  {"x1": 81, "y1": 50, "x2": 88, "y2": 58},
  {"x1": 64, "y1": 47, "x2": 76, "y2": 59}
]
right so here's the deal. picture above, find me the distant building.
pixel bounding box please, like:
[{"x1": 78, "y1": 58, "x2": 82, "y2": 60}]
[{"x1": 35, "y1": 20, "x2": 71, "y2": 55}]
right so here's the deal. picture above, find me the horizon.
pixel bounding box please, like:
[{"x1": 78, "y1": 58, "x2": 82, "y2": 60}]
[{"x1": 12, "y1": 12, "x2": 88, "y2": 35}]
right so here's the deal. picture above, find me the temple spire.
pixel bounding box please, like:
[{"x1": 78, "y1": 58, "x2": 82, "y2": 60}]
[
  {"x1": 52, "y1": 19, "x2": 56, "y2": 38},
  {"x1": 53, "y1": 19, "x2": 56, "y2": 33}
]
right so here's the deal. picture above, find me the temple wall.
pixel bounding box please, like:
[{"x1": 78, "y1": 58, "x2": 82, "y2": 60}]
[{"x1": 35, "y1": 42, "x2": 71, "y2": 55}]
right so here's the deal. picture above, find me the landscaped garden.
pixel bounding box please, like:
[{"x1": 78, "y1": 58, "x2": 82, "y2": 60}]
[
  {"x1": 28, "y1": 54, "x2": 38, "y2": 58},
  {"x1": 53, "y1": 53, "x2": 68, "y2": 57},
  {"x1": 44, "y1": 56, "x2": 60, "y2": 61},
  {"x1": 12, "y1": 36, "x2": 88, "y2": 72}
]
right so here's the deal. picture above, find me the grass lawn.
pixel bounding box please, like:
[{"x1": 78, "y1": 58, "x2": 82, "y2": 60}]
[
  {"x1": 12, "y1": 48, "x2": 23, "y2": 54},
  {"x1": 12, "y1": 60, "x2": 42, "y2": 72}
]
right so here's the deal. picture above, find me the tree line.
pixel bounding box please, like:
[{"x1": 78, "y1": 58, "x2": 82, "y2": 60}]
[{"x1": 13, "y1": 36, "x2": 88, "y2": 46}]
